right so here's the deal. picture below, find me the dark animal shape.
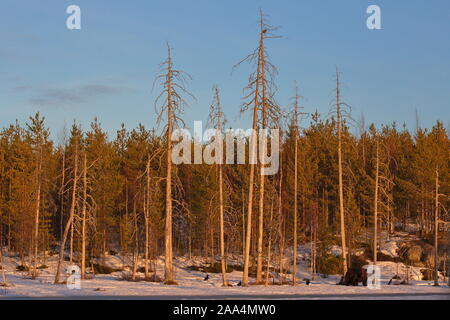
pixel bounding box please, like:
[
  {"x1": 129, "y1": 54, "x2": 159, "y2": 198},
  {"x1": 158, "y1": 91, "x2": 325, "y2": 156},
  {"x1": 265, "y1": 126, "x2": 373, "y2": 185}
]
[
  {"x1": 388, "y1": 275, "x2": 402, "y2": 285},
  {"x1": 337, "y1": 267, "x2": 368, "y2": 286},
  {"x1": 204, "y1": 274, "x2": 209, "y2": 281}
]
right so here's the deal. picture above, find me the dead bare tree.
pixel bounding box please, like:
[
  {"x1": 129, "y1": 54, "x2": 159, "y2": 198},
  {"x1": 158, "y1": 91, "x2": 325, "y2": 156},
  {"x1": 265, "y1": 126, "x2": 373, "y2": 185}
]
[
  {"x1": 143, "y1": 150, "x2": 162, "y2": 279},
  {"x1": 31, "y1": 143, "x2": 43, "y2": 278},
  {"x1": 208, "y1": 86, "x2": 228, "y2": 286},
  {"x1": 80, "y1": 153, "x2": 98, "y2": 279},
  {"x1": 55, "y1": 134, "x2": 79, "y2": 284},
  {"x1": 234, "y1": 9, "x2": 280, "y2": 286},
  {"x1": 81, "y1": 152, "x2": 87, "y2": 278},
  {"x1": 434, "y1": 168, "x2": 439, "y2": 286},
  {"x1": 373, "y1": 140, "x2": 380, "y2": 265},
  {"x1": 371, "y1": 134, "x2": 395, "y2": 266},
  {"x1": 290, "y1": 84, "x2": 306, "y2": 286},
  {"x1": 336, "y1": 70, "x2": 348, "y2": 275},
  {"x1": 144, "y1": 160, "x2": 151, "y2": 279},
  {"x1": 154, "y1": 43, "x2": 194, "y2": 284}
]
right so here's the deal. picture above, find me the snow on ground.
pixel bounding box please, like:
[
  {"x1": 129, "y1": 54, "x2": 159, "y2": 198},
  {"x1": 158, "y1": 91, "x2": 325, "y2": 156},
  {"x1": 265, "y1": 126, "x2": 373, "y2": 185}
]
[
  {"x1": 380, "y1": 241, "x2": 399, "y2": 258},
  {"x1": 0, "y1": 254, "x2": 449, "y2": 299}
]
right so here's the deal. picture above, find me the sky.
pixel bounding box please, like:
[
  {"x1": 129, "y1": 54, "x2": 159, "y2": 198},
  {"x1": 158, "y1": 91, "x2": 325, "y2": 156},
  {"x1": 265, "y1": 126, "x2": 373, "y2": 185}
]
[{"x1": 1, "y1": 0, "x2": 449, "y2": 141}]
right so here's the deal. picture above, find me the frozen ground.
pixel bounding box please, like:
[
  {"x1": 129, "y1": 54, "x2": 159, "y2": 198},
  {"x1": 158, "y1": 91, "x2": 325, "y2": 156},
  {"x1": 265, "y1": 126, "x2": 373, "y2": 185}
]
[{"x1": 0, "y1": 254, "x2": 449, "y2": 300}]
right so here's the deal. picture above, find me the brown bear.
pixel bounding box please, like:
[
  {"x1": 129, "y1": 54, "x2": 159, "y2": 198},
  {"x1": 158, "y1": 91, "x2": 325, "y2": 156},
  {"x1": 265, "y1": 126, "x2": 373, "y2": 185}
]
[{"x1": 338, "y1": 267, "x2": 368, "y2": 286}]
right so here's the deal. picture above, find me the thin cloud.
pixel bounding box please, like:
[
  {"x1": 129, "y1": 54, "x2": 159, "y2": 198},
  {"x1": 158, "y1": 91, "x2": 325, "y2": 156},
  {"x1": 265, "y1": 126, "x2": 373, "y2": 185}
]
[{"x1": 26, "y1": 84, "x2": 132, "y2": 107}]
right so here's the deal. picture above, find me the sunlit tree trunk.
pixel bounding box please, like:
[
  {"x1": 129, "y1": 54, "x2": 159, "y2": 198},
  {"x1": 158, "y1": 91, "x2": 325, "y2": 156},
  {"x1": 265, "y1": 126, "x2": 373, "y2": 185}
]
[
  {"x1": 131, "y1": 199, "x2": 138, "y2": 281},
  {"x1": 292, "y1": 88, "x2": 301, "y2": 286},
  {"x1": 256, "y1": 23, "x2": 268, "y2": 284},
  {"x1": 336, "y1": 70, "x2": 348, "y2": 275},
  {"x1": 373, "y1": 140, "x2": 379, "y2": 265},
  {"x1": 265, "y1": 199, "x2": 274, "y2": 286},
  {"x1": 215, "y1": 88, "x2": 228, "y2": 287},
  {"x1": 32, "y1": 156, "x2": 42, "y2": 278},
  {"x1": 160, "y1": 46, "x2": 176, "y2": 284},
  {"x1": 55, "y1": 138, "x2": 79, "y2": 284},
  {"x1": 434, "y1": 168, "x2": 439, "y2": 286},
  {"x1": 144, "y1": 160, "x2": 151, "y2": 279},
  {"x1": 293, "y1": 128, "x2": 298, "y2": 286},
  {"x1": 81, "y1": 152, "x2": 87, "y2": 279},
  {"x1": 242, "y1": 60, "x2": 260, "y2": 287},
  {"x1": 69, "y1": 221, "x2": 73, "y2": 264}
]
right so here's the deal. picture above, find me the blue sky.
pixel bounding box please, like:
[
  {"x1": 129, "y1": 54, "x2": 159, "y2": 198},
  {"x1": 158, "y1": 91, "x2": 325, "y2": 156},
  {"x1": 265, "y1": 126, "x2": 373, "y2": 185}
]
[{"x1": 1, "y1": 0, "x2": 449, "y2": 140}]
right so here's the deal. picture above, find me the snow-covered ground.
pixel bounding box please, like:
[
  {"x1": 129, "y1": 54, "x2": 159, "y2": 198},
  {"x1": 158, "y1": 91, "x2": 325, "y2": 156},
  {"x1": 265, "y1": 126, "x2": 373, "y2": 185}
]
[{"x1": 0, "y1": 254, "x2": 449, "y2": 299}]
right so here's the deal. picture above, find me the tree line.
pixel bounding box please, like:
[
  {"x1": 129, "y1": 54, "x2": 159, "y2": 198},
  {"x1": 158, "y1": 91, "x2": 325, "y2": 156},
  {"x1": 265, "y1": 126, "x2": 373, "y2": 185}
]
[{"x1": 0, "y1": 11, "x2": 448, "y2": 286}]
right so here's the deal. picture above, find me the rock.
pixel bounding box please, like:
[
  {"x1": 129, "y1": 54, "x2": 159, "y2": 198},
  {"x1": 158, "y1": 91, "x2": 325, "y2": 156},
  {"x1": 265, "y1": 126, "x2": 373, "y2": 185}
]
[{"x1": 380, "y1": 241, "x2": 399, "y2": 258}]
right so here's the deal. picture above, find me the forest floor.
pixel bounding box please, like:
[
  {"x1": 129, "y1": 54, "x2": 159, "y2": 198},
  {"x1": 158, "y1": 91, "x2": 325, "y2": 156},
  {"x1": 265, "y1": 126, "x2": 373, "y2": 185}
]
[{"x1": 0, "y1": 253, "x2": 449, "y2": 299}]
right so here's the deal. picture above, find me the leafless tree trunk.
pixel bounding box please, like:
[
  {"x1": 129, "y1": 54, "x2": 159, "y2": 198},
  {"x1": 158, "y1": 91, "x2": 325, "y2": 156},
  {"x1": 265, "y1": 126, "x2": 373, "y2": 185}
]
[
  {"x1": 291, "y1": 86, "x2": 302, "y2": 286},
  {"x1": 373, "y1": 140, "x2": 379, "y2": 265},
  {"x1": 434, "y1": 168, "x2": 439, "y2": 286},
  {"x1": 242, "y1": 53, "x2": 259, "y2": 287},
  {"x1": 81, "y1": 152, "x2": 87, "y2": 279},
  {"x1": 144, "y1": 160, "x2": 151, "y2": 279},
  {"x1": 60, "y1": 149, "x2": 65, "y2": 244},
  {"x1": 55, "y1": 138, "x2": 79, "y2": 284},
  {"x1": 293, "y1": 120, "x2": 299, "y2": 286},
  {"x1": 256, "y1": 19, "x2": 268, "y2": 284},
  {"x1": 265, "y1": 198, "x2": 274, "y2": 286},
  {"x1": 336, "y1": 70, "x2": 348, "y2": 275},
  {"x1": 236, "y1": 10, "x2": 280, "y2": 286},
  {"x1": 131, "y1": 198, "x2": 138, "y2": 281},
  {"x1": 69, "y1": 220, "x2": 74, "y2": 264},
  {"x1": 277, "y1": 140, "x2": 284, "y2": 284},
  {"x1": 242, "y1": 190, "x2": 245, "y2": 262},
  {"x1": 164, "y1": 60, "x2": 174, "y2": 284},
  {"x1": 155, "y1": 44, "x2": 193, "y2": 284},
  {"x1": 211, "y1": 87, "x2": 228, "y2": 286},
  {"x1": 32, "y1": 153, "x2": 42, "y2": 278}
]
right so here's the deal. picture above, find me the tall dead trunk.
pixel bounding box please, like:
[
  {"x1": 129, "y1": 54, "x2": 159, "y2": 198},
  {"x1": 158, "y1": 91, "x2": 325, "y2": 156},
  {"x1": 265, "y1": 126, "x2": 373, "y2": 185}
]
[
  {"x1": 278, "y1": 145, "x2": 284, "y2": 284},
  {"x1": 32, "y1": 156, "x2": 42, "y2": 278},
  {"x1": 164, "y1": 86, "x2": 174, "y2": 282},
  {"x1": 131, "y1": 198, "x2": 138, "y2": 281},
  {"x1": 159, "y1": 45, "x2": 177, "y2": 284},
  {"x1": 336, "y1": 70, "x2": 348, "y2": 275},
  {"x1": 242, "y1": 54, "x2": 260, "y2": 287},
  {"x1": 265, "y1": 198, "x2": 274, "y2": 286},
  {"x1": 144, "y1": 160, "x2": 151, "y2": 279},
  {"x1": 373, "y1": 140, "x2": 379, "y2": 265},
  {"x1": 214, "y1": 88, "x2": 228, "y2": 287},
  {"x1": 238, "y1": 10, "x2": 279, "y2": 286},
  {"x1": 55, "y1": 138, "x2": 79, "y2": 284},
  {"x1": 256, "y1": 20, "x2": 268, "y2": 284},
  {"x1": 292, "y1": 88, "x2": 300, "y2": 286},
  {"x1": 242, "y1": 190, "x2": 245, "y2": 262},
  {"x1": 293, "y1": 127, "x2": 298, "y2": 286},
  {"x1": 434, "y1": 168, "x2": 439, "y2": 286},
  {"x1": 69, "y1": 220, "x2": 73, "y2": 264},
  {"x1": 60, "y1": 149, "x2": 65, "y2": 242},
  {"x1": 81, "y1": 152, "x2": 87, "y2": 279}
]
